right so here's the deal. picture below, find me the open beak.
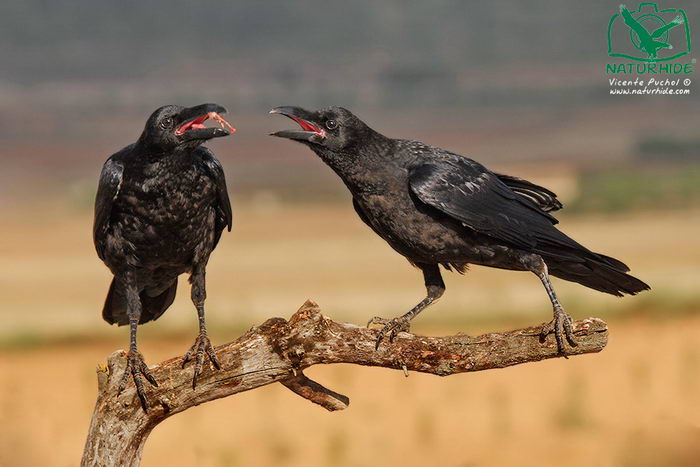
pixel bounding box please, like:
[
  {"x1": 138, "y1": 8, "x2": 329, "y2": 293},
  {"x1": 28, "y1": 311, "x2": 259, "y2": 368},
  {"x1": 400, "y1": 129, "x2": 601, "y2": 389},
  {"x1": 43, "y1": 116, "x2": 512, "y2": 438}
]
[
  {"x1": 176, "y1": 103, "x2": 236, "y2": 142},
  {"x1": 269, "y1": 106, "x2": 326, "y2": 143}
]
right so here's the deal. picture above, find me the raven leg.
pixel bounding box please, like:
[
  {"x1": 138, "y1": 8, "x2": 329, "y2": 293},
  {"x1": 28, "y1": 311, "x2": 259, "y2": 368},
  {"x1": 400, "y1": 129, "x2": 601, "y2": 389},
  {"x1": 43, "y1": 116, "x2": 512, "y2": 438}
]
[
  {"x1": 117, "y1": 275, "x2": 158, "y2": 410},
  {"x1": 182, "y1": 266, "x2": 220, "y2": 388},
  {"x1": 528, "y1": 257, "x2": 578, "y2": 355},
  {"x1": 368, "y1": 263, "x2": 445, "y2": 349}
]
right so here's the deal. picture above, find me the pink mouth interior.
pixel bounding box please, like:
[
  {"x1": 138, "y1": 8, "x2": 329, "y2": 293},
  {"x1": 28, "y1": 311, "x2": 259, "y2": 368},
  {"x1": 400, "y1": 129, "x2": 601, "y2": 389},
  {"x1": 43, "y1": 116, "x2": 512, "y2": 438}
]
[
  {"x1": 291, "y1": 116, "x2": 324, "y2": 134},
  {"x1": 175, "y1": 112, "x2": 236, "y2": 136}
]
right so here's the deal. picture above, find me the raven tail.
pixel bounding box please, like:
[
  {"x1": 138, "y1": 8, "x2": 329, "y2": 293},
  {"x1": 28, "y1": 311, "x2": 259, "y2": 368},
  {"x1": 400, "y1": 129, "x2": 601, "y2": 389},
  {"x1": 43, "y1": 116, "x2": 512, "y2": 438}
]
[
  {"x1": 102, "y1": 277, "x2": 178, "y2": 326},
  {"x1": 546, "y1": 255, "x2": 650, "y2": 297}
]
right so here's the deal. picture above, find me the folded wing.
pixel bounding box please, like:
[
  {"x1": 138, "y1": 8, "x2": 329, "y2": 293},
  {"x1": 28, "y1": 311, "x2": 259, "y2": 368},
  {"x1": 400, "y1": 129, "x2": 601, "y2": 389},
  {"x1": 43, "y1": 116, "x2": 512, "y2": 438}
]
[
  {"x1": 93, "y1": 156, "x2": 125, "y2": 260},
  {"x1": 195, "y1": 147, "x2": 233, "y2": 248}
]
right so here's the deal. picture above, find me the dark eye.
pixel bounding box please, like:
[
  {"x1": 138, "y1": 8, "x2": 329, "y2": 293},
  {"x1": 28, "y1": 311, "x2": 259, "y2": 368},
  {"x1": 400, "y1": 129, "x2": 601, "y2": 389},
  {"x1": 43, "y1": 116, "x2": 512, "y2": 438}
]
[
  {"x1": 325, "y1": 119, "x2": 338, "y2": 130},
  {"x1": 160, "y1": 117, "x2": 174, "y2": 129}
]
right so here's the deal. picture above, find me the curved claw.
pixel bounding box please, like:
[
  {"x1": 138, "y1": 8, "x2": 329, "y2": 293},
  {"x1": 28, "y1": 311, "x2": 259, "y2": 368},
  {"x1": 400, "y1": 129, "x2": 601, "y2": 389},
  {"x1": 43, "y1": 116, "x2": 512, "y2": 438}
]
[
  {"x1": 182, "y1": 332, "x2": 221, "y2": 389},
  {"x1": 539, "y1": 307, "x2": 578, "y2": 356},
  {"x1": 367, "y1": 316, "x2": 411, "y2": 350},
  {"x1": 118, "y1": 350, "x2": 158, "y2": 411}
]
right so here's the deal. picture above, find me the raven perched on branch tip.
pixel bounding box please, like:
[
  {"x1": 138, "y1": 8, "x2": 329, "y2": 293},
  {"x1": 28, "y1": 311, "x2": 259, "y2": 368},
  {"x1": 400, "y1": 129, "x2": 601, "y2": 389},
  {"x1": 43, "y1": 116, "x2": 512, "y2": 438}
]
[
  {"x1": 270, "y1": 105, "x2": 650, "y2": 354},
  {"x1": 94, "y1": 104, "x2": 234, "y2": 409}
]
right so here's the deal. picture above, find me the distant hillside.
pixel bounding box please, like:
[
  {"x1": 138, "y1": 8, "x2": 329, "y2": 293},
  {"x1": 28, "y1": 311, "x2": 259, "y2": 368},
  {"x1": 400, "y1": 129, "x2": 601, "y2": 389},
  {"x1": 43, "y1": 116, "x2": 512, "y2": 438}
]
[
  {"x1": 2, "y1": 2, "x2": 620, "y2": 82},
  {"x1": 3, "y1": 1, "x2": 697, "y2": 117}
]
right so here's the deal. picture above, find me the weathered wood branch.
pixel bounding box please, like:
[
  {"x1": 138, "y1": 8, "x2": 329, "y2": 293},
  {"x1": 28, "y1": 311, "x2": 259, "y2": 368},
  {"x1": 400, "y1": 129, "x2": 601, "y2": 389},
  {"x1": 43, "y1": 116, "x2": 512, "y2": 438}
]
[{"x1": 81, "y1": 300, "x2": 608, "y2": 467}]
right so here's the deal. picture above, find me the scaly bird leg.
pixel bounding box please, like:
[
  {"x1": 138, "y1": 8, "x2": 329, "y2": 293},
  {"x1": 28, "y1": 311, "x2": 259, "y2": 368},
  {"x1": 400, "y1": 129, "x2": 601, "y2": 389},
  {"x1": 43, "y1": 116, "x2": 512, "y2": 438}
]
[
  {"x1": 533, "y1": 260, "x2": 578, "y2": 355},
  {"x1": 368, "y1": 264, "x2": 445, "y2": 349},
  {"x1": 182, "y1": 268, "x2": 220, "y2": 388},
  {"x1": 117, "y1": 279, "x2": 158, "y2": 411}
]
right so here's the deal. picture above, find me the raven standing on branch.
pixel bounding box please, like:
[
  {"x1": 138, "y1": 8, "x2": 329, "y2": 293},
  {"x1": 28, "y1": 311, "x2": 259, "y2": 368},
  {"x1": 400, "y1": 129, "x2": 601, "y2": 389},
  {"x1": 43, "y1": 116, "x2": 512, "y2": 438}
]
[
  {"x1": 271, "y1": 106, "x2": 650, "y2": 353},
  {"x1": 94, "y1": 104, "x2": 235, "y2": 408}
]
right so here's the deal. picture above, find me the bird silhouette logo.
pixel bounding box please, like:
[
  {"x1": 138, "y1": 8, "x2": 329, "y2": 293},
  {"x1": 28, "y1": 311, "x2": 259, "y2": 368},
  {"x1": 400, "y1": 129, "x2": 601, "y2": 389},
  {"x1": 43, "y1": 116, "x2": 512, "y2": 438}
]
[{"x1": 608, "y1": 3, "x2": 691, "y2": 62}]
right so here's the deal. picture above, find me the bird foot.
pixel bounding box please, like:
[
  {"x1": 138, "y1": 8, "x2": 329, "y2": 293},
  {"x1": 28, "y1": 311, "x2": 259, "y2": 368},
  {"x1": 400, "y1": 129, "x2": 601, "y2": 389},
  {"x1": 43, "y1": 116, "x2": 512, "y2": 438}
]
[
  {"x1": 539, "y1": 306, "x2": 578, "y2": 356},
  {"x1": 118, "y1": 349, "x2": 158, "y2": 411},
  {"x1": 182, "y1": 332, "x2": 221, "y2": 389},
  {"x1": 367, "y1": 316, "x2": 411, "y2": 350}
]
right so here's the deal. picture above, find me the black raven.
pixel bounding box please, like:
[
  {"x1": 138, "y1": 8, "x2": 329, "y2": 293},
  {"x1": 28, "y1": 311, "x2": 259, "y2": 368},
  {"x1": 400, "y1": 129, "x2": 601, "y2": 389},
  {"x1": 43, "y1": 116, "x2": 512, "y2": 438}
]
[
  {"x1": 270, "y1": 106, "x2": 650, "y2": 353},
  {"x1": 94, "y1": 104, "x2": 235, "y2": 407}
]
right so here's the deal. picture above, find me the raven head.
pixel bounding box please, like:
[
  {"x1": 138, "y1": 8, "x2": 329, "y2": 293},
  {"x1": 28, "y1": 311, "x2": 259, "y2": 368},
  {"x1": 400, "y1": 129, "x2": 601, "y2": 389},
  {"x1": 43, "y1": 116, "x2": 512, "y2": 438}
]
[
  {"x1": 139, "y1": 103, "x2": 235, "y2": 151},
  {"x1": 269, "y1": 106, "x2": 371, "y2": 151}
]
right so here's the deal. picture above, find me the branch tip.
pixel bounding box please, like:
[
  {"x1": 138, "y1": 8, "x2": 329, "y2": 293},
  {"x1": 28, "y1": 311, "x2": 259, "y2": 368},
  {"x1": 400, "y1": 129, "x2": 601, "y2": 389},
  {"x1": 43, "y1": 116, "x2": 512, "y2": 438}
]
[
  {"x1": 281, "y1": 372, "x2": 350, "y2": 412},
  {"x1": 288, "y1": 300, "x2": 323, "y2": 325}
]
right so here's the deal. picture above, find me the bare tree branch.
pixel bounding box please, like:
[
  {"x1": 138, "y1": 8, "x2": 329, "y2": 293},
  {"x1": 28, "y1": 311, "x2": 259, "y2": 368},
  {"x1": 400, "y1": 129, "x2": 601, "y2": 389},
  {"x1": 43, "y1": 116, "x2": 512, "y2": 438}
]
[
  {"x1": 81, "y1": 300, "x2": 608, "y2": 467},
  {"x1": 280, "y1": 371, "x2": 350, "y2": 411}
]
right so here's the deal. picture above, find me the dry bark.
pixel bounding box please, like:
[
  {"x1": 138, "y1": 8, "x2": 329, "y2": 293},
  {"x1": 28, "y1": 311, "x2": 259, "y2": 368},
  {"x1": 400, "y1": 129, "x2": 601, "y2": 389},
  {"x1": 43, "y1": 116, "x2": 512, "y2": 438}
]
[{"x1": 81, "y1": 300, "x2": 608, "y2": 466}]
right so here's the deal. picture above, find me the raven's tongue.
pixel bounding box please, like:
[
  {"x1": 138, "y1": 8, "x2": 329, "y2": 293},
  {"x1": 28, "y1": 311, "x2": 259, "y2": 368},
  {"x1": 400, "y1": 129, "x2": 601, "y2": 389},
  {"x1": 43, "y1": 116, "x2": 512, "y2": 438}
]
[
  {"x1": 189, "y1": 115, "x2": 208, "y2": 130},
  {"x1": 291, "y1": 116, "x2": 322, "y2": 133},
  {"x1": 176, "y1": 115, "x2": 208, "y2": 135}
]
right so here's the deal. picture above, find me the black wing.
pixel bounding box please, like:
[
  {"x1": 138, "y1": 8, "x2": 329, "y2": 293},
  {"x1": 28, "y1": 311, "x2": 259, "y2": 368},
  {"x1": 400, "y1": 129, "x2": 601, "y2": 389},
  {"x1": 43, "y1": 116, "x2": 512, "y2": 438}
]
[
  {"x1": 195, "y1": 147, "x2": 232, "y2": 247},
  {"x1": 93, "y1": 157, "x2": 124, "y2": 260},
  {"x1": 494, "y1": 173, "x2": 563, "y2": 212},
  {"x1": 408, "y1": 157, "x2": 579, "y2": 252}
]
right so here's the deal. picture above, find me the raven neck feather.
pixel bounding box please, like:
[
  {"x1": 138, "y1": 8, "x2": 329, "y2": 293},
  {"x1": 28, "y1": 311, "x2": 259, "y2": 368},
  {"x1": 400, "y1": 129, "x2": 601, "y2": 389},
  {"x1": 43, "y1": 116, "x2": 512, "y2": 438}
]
[{"x1": 312, "y1": 134, "x2": 399, "y2": 195}]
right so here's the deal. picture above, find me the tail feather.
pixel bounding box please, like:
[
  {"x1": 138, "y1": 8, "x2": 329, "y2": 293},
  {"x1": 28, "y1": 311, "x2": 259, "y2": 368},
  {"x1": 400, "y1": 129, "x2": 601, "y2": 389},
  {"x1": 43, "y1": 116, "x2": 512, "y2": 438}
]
[
  {"x1": 102, "y1": 277, "x2": 178, "y2": 326},
  {"x1": 546, "y1": 255, "x2": 649, "y2": 297},
  {"x1": 595, "y1": 253, "x2": 630, "y2": 272}
]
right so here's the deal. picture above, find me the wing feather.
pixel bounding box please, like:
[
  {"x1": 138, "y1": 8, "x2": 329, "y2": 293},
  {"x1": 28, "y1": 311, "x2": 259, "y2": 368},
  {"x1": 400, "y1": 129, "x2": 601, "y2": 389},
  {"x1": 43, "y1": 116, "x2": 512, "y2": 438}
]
[
  {"x1": 408, "y1": 158, "x2": 582, "y2": 254},
  {"x1": 93, "y1": 157, "x2": 124, "y2": 260},
  {"x1": 494, "y1": 173, "x2": 563, "y2": 212},
  {"x1": 195, "y1": 147, "x2": 232, "y2": 247}
]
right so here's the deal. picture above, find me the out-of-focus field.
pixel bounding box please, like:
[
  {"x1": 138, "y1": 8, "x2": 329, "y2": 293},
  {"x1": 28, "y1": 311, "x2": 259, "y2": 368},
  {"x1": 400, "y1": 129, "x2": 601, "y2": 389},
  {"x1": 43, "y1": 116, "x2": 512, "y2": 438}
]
[{"x1": 0, "y1": 203, "x2": 699, "y2": 467}]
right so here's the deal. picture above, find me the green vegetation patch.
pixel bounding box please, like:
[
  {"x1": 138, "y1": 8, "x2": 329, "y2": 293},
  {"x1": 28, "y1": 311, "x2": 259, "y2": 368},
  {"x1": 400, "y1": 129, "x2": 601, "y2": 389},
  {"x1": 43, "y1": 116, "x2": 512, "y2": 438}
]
[{"x1": 569, "y1": 165, "x2": 700, "y2": 213}]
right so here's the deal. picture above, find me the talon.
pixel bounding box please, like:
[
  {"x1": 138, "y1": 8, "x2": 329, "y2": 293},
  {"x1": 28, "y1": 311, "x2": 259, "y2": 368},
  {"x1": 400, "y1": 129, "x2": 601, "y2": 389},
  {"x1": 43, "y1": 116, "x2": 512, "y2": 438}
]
[
  {"x1": 369, "y1": 316, "x2": 411, "y2": 350},
  {"x1": 540, "y1": 307, "x2": 578, "y2": 356},
  {"x1": 367, "y1": 316, "x2": 388, "y2": 328},
  {"x1": 182, "y1": 350, "x2": 192, "y2": 369},
  {"x1": 207, "y1": 346, "x2": 221, "y2": 370},
  {"x1": 539, "y1": 321, "x2": 552, "y2": 344},
  {"x1": 119, "y1": 350, "x2": 157, "y2": 411},
  {"x1": 183, "y1": 332, "x2": 220, "y2": 388},
  {"x1": 563, "y1": 314, "x2": 578, "y2": 348}
]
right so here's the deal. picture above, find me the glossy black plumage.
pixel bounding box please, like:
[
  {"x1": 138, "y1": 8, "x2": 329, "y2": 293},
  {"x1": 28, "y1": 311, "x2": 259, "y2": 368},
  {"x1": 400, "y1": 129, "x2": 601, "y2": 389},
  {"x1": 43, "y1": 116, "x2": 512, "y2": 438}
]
[
  {"x1": 94, "y1": 104, "x2": 233, "y2": 408},
  {"x1": 271, "y1": 105, "x2": 649, "y2": 352}
]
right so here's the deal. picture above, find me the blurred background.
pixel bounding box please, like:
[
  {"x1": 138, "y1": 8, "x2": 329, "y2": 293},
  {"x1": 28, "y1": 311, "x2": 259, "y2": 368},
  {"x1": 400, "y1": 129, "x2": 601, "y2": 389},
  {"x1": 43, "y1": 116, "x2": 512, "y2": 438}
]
[{"x1": 1, "y1": 1, "x2": 699, "y2": 466}]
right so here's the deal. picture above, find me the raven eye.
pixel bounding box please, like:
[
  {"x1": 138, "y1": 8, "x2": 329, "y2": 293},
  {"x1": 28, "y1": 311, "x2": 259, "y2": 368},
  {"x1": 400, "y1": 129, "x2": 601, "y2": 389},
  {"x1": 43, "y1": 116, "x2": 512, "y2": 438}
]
[
  {"x1": 325, "y1": 119, "x2": 338, "y2": 130},
  {"x1": 160, "y1": 117, "x2": 174, "y2": 129}
]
